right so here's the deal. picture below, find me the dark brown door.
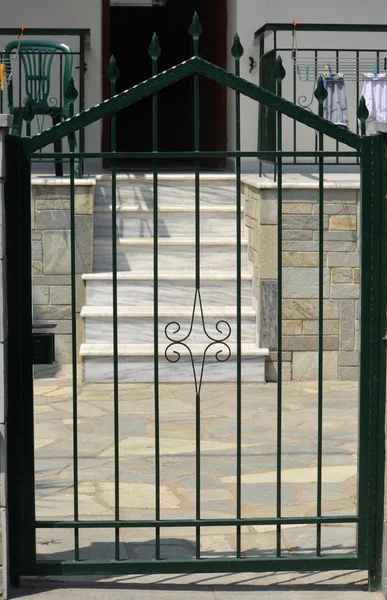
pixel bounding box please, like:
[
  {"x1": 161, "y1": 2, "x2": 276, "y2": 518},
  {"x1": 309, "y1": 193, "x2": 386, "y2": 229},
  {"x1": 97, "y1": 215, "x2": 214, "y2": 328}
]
[{"x1": 102, "y1": 0, "x2": 227, "y2": 167}]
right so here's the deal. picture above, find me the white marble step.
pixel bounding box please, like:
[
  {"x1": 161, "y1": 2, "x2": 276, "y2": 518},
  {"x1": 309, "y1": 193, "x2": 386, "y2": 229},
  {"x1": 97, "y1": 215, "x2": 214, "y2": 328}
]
[
  {"x1": 95, "y1": 179, "x2": 239, "y2": 208},
  {"x1": 82, "y1": 305, "x2": 257, "y2": 344},
  {"x1": 94, "y1": 206, "x2": 245, "y2": 238},
  {"x1": 93, "y1": 238, "x2": 249, "y2": 272},
  {"x1": 81, "y1": 342, "x2": 268, "y2": 383},
  {"x1": 83, "y1": 271, "x2": 253, "y2": 307}
]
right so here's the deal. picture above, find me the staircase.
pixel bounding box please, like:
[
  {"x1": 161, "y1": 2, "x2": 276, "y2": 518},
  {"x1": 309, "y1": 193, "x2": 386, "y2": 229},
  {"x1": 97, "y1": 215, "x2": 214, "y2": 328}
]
[{"x1": 80, "y1": 176, "x2": 269, "y2": 382}]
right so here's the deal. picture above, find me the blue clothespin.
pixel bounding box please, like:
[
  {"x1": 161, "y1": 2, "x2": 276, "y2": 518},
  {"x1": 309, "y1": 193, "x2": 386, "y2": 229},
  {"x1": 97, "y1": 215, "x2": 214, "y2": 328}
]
[
  {"x1": 373, "y1": 63, "x2": 378, "y2": 77},
  {"x1": 327, "y1": 62, "x2": 333, "y2": 77}
]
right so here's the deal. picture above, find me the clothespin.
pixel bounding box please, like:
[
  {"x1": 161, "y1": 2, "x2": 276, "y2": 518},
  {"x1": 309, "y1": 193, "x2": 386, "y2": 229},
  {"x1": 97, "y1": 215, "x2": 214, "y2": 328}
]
[
  {"x1": 373, "y1": 63, "x2": 377, "y2": 77},
  {"x1": 17, "y1": 24, "x2": 25, "y2": 40},
  {"x1": 291, "y1": 20, "x2": 297, "y2": 59},
  {"x1": 327, "y1": 62, "x2": 333, "y2": 77},
  {"x1": 306, "y1": 65, "x2": 310, "y2": 81},
  {"x1": 0, "y1": 64, "x2": 5, "y2": 92}
]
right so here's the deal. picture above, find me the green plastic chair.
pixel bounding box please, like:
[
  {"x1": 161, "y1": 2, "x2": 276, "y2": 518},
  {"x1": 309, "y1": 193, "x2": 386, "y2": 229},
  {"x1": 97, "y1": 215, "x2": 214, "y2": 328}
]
[{"x1": 4, "y1": 39, "x2": 77, "y2": 175}]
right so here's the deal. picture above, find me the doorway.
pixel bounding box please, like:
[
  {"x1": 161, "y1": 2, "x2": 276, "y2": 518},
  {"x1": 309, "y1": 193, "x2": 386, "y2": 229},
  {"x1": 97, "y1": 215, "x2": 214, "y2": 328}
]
[{"x1": 103, "y1": 0, "x2": 227, "y2": 168}]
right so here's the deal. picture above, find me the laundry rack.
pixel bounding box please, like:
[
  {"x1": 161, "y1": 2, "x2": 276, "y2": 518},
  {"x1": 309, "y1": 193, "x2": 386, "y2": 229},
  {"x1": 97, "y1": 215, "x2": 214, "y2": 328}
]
[
  {"x1": 256, "y1": 22, "x2": 387, "y2": 169},
  {"x1": 294, "y1": 53, "x2": 387, "y2": 82}
]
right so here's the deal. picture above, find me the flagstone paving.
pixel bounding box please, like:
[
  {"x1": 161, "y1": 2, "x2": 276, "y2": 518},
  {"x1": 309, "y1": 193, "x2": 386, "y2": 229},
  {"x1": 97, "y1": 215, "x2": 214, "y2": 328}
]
[{"x1": 33, "y1": 372, "x2": 359, "y2": 563}]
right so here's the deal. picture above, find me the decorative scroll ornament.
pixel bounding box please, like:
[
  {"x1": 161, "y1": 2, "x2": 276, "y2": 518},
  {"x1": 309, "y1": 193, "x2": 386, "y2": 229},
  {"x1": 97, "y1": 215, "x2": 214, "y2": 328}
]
[{"x1": 165, "y1": 289, "x2": 231, "y2": 394}]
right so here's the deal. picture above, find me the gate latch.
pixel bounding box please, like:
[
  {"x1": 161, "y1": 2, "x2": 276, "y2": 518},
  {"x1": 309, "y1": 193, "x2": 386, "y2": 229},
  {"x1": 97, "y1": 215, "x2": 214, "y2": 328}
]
[{"x1": 32, "y1": 324, "x2": 56, "y2": 365}]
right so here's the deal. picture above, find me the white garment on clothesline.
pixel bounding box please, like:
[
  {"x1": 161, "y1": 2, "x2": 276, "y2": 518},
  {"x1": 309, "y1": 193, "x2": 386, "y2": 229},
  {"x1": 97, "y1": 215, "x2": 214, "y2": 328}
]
[
  {"x1": 361, "y1": 73, "x2": 387, "y2": 121},
  {"x1": 323, "y1": 73, "x2": 349, "y2": 127}
]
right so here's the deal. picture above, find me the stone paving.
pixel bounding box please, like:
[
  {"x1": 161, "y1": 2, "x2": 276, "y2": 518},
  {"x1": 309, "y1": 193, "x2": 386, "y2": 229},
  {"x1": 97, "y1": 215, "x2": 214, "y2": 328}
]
[{"x1": 33, "y1": 368, "x2": 359, "y2": 565}]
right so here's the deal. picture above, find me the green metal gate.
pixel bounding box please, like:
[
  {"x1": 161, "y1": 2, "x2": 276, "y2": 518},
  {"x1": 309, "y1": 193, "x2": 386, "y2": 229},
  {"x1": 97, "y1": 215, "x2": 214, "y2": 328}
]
[{"x1": 5, "y1": 14, "x2": 387, "y2": 587}]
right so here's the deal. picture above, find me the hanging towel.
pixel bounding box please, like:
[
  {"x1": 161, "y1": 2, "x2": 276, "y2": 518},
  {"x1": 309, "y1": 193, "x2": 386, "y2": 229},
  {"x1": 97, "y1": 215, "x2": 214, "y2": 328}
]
[
  {"x1": 323, "y1": 73, "x2": 349, "y2": 127},
  {"x1": 361, "y1": 73, "x2": 387, "y2": 121}
]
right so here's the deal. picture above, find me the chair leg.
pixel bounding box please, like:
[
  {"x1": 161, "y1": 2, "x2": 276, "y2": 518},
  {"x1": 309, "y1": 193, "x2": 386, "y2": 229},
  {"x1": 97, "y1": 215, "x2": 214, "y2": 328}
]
[{"x1": 52, "y1": 116, "x2": 63, "y2": 177}]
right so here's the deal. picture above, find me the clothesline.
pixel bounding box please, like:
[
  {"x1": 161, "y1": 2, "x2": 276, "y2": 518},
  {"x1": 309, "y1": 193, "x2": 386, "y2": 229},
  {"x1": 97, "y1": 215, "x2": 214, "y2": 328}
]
[{"x1": 295, "y1": 61, "x2": 387, "y2": 82}]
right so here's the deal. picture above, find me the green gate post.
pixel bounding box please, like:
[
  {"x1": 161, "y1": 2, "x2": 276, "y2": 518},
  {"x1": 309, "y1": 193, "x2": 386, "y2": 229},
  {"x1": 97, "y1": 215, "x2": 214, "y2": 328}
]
[
  {"x1": 5, "y1": 136, "x2": 36, "y2": 584},
  {"x1": 358, "y1": 134, "x2": 387, "y2": 591}
]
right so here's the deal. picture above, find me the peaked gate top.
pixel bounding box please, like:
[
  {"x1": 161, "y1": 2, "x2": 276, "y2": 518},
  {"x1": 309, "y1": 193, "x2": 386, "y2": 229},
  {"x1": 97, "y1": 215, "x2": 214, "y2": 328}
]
[{"x1": 20, "y1": 15, "x2": 363, "y2": 155}]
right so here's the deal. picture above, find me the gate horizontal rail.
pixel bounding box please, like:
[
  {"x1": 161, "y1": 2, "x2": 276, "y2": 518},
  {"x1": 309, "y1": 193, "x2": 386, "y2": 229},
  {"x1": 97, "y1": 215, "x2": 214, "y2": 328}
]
[
  {"x1": 36, "y1": 516, "x2": 359, "y2": 528},
  {"x1": 33, "y1": 151, "x2": 360, "y2": 159}
]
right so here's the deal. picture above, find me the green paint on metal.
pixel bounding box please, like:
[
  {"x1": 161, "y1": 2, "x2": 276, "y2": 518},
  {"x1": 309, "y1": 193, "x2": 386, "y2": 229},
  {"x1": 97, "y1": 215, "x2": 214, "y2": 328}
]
[
  {"x1": 64, "y1": 77, "x2": 79, "y2": 103},
  {"x1": 150, "y1": 35, "x2": 161, "y2": 561},
  {"x1": 316, "y1": 94, "x2": 325, "y2": 557},
  {"x1": 107, "y1": 55, "x2": 121, "y2": 83},
  {"x1": 108, "y1": 57, "x2": 120, "y2": 562},
  {"x1": 24, "y1": 57, "x2": 362, "y2": 154},
  {"x1": 23, "y1": 96, "x2": 35, "y2": 125},
  {"x1": 276, "y1": 59, "x2": 283, "y2": 558},
  {"x1": 36, "y1": 515, "x2": 359, "y2": 529},
  {"x1": 8, "y1": 15, "x2": 386, "y2": 583},
  {"x1": 357, "y1": 135, "x2": 385, "y2": 576},
  {"x1": 314, "y1": 76, "x2": 328, "y2": 105},
  {"x1": 231, "y1": 33, "x2": 244, "y2": 60},
  {"x1": 357, "y1": 96, "x2": 369, "y2": 136},
  {"x1": 274, "y1": 55, "x2": 286, "y2": 82},
  {"x1": 31, "y1": 556, "x2": 363, "y2": 577},
  {"x1": 148, "y1": 32, "x2": 161, "y2": 59},
  {"x1": 188, "y1": 12, "x2": 203, "y2": 43},
  {"x1": 233, "y1": 37, "x2": 242, "y2": 559}
]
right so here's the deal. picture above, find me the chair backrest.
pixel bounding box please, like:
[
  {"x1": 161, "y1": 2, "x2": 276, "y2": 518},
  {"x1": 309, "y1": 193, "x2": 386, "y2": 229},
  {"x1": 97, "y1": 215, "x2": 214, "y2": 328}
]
[{"x1": 4, "y1": 40, "x2": 73, "y2": 115}]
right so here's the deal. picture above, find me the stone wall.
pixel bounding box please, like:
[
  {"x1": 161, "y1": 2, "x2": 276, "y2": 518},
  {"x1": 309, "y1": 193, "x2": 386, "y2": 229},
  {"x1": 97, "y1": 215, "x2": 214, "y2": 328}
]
[
  {"x1": 31, "y1": 180, "x2": 95, "y2": 365},
  {"x1": 243, "y1": 178, "x2": 360, "y2": 381}
]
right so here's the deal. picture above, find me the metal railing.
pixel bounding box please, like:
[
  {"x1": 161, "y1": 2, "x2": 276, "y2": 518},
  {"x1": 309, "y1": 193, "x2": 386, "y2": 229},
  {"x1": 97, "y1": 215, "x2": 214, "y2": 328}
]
[
  {"x1": 0, "y1": 28, "x2": 89, "y2": 169},
  {"x1": 255, "y1": 23, "x2": 387, "y2": 170}
]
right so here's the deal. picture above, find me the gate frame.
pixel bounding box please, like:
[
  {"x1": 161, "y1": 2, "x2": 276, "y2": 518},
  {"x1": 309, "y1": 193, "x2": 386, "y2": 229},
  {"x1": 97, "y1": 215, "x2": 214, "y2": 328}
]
[{"x1": 4, "y1": 49, "x2": 387, "y2": 588}]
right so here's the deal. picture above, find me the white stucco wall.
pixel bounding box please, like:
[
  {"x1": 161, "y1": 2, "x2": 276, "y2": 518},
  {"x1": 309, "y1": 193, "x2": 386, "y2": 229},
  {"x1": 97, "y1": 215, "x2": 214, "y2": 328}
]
[
  {"x1": 227, "y1": 0, "x2": 387, "y2": 171},
  {"x1": 0, "y1": 0, "x2": 102, "y2": 158}
]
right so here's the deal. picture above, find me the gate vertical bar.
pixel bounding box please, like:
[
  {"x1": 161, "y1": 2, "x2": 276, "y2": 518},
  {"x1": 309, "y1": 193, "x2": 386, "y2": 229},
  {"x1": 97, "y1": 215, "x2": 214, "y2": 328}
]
[
  {"x1": 107, "y1": 55, "x2": 121, "y2": 561},
  {"x1": 315, "y1": 78, "x2": 327, "y2": 557},
  {"x1": 368, "y1": 133, "x2": 387, "y2": 591},
  {"x1": 232, "y1": 34, "x2": 244, "y2": 559},
  {"x1": 149, "y1": 33, "x2": 161, "y2": 561},
  {"x1": 357, "y1": 134, "x2": 385, "y2": 577},
  {"x1": 69, "y1": 118, "x2": 79, "y2": 562},
  {"x1": 6, "y1": 135, "x2": 36, "y2": 581},
  {"x1": 274, "y1": 56, "x2": 285, "y2": 558},
  {"x1": 189, "y1": 13, "x2": 202, "y2": 559}
]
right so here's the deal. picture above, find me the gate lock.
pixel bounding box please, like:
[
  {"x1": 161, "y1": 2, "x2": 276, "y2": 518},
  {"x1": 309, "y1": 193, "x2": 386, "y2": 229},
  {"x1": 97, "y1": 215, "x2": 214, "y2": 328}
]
[{"x1": 32, "y1": 324, "x2": 56, "y2": 365}]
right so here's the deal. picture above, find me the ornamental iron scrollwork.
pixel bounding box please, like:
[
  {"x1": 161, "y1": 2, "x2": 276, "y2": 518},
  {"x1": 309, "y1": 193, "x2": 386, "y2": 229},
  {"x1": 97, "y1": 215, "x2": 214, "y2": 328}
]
[{"x1": 164, "y1": 289, "x2": 231, "y2": 394}]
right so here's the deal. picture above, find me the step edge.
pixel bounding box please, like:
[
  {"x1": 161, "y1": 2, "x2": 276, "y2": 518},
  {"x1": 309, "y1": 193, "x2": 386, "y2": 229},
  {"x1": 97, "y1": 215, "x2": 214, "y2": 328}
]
[
  {"x1": 93, "y1": 238, "x2": 249, "y2": 246},
  {"x1": 81, "y1": 306, "x2": 257, "y2": 318},
  {"x1": 82, "y1": 271, "x2": 253, "y2": 281},
  {"x1": 80, "y1": 343, "x2": 269, "y2": 357}
]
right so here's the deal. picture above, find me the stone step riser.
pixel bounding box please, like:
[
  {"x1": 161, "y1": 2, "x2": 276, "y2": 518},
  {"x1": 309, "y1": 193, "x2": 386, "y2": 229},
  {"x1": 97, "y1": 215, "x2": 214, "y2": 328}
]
[
  {"x1": 83, "y1": 355, "x2": 265, "y2": 383},
  {"x1": 85, "y1": 280, "x2": 253, "y2": 307},
  {"x1": 95, "y1": 182, "x2": 238, "y2": 208},
  {"x1": 83, "y1": 316, "x2": 257, "y2": 344},
  {"x1": 94, "y1": 212, "x2": 245, "y2": 238},
  {"x1": 93, "y1": 245, "x2": 248, "y2": 272}
]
